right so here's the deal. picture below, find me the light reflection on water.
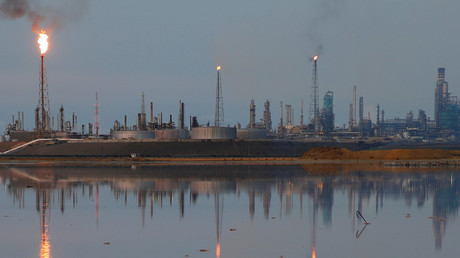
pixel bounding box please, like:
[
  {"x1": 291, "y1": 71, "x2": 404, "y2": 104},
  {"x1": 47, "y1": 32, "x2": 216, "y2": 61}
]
[{"x1": 0, "y1": 165, "x2": 459, "y2": 257}]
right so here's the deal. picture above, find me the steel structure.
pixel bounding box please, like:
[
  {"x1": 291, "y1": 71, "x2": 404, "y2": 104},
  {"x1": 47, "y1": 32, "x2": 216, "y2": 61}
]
[
  {"x1": 309, "y1": 56, "x2": 319, "y2": 132},
  {"x1": 215, "y1": 66, "x2": 224, "y2": 126},
  {"x1": 38, "y1": 53, "x2": 50, "y2": 137}
]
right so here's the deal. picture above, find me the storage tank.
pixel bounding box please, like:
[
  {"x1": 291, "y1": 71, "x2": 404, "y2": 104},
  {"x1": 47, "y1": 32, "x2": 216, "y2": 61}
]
[
  {"x1": 111, "y1": 130, "x2": 155, "y2": 139},
  {"x1": 191, "y1": 127, "x2": 236, "y2": 140},
  {"x1": 155, "y1": 129, "x2": 189, "y2": 139},
  {"x1": 237, "y1": 128, "x2": 267, "y2": 139}
]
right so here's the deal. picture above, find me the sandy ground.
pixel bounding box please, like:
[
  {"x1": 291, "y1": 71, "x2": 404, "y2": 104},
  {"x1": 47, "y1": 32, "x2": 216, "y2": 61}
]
[{"x1": 300, "y1": 147, "x2": 460, "y2": 160}]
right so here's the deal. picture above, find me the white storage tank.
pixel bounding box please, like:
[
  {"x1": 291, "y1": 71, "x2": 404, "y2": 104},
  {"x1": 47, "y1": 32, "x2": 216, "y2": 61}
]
[{"x1": 191, "y1": 127, "x2": 236, "y2": 140}]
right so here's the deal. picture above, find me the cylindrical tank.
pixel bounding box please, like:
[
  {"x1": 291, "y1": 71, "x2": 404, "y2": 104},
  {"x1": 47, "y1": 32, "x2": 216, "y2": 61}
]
[
  {"x1": 191, "y1": 127, "x2": 236, "y2": 140},
  {"x1": 112, "y1": 130, "x2": 155, "y2": 139},
  {"x1": 155, "y1": 129, "x2": 189, "y2": 139},
  {"x1": 237, "y1": 128, "x2": 267, "y2": 139}
]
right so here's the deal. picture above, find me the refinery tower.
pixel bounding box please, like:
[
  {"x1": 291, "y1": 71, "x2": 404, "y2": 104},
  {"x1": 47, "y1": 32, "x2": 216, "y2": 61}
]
[{"x1": 434, "y1": 68, "x2": 459, "y2": 131}]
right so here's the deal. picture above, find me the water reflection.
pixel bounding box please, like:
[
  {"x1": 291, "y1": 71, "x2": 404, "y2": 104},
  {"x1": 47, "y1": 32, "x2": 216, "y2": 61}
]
[
  {"x1": 39, "y1": 188, "x2": 51, "y2": 258},
  {"x1": 1, "y1": 165, "x2": 460, "y2": 257}
]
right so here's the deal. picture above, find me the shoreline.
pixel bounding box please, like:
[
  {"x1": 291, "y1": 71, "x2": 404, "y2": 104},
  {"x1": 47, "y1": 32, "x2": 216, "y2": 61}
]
[{"x1": 0, "y1": 156, "x2": 459, "y2": 168}]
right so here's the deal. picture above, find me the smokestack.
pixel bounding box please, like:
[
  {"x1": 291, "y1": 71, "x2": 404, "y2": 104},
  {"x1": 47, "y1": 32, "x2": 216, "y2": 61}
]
[
  {"x1": 124, "y1": 115, "x2": 127, "y2": 130},
  {"x1": 21, "y1": 111, "x2": 24, "y2": 130},
  {"x1": 280, "y1": 101, "x2": 283, "y2": 127},
  {"x1": 349, "y1": 103, "x2": 353, "y2": 130},
  {"x1": 141, "y1": 92, "x2": 145, "y2": 114},
  {"x1": 353, "y1": 86, "x2": 356, "y2": 127},
  {"x1": 35, "y1": 107, "x2": 39, "y2": 131},
  {"x1": 249, "y1": 100, "x2": 256, "y2": 129},
  {"x1": 300, "y1": 99, "x2": 304, "y2": 128},
  {"x1": 138, "y1": 113, "x2": 142, "y2": 131},
  {"x1": 59, "y1": 105, "x2": 64, "y2": 132},
  {"x1": 359, "y1": 97, "x2": 363, "y2": 125},
  {"x1": 72, "y1": 112, "x2": 75, "y2": 130},
  {"x1": 179, "y1": 101, "x2": 185, "y2": 129},
  {"x1": 150, "y1": 102, "x2": 153, "y2": 123}
]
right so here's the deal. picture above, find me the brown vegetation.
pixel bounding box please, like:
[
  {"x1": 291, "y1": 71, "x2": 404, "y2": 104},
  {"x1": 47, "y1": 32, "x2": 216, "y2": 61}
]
[{"x1": 301, "y1": 147, "x2": 460, "y2": 161}]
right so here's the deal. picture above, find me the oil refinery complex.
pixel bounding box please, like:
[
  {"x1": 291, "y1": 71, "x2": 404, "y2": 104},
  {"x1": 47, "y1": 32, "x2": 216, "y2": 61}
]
[{"x1": 1, "y1": 33, "x2": 460, "y2": 156}]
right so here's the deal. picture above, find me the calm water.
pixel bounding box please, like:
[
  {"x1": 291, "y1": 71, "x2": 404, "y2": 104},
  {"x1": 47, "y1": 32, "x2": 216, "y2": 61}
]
[{"x1": 0, "y1": 165, "x2": 459, "y2": 258}]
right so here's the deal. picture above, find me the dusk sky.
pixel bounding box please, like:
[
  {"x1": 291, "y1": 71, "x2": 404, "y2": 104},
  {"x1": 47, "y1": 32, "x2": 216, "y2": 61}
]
[{"x1": 1, "y1": 0, "x2": 460, "y2": 132}]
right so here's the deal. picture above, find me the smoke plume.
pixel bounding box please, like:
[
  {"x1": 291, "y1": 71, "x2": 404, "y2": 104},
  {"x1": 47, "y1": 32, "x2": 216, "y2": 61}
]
[
  {"x1": 307, "y1": 0, "x2": 346, "y2": 56},
  {"x1": 0, "y1": 0, "x2": 88, "y2": 32}
]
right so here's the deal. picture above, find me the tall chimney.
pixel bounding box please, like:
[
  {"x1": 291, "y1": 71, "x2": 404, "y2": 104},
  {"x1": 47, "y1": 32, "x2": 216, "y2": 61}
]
[
  {"x1": 349, "y1": 103, "x2": 353, "y2": 130},
  {"x1": 280, "y1": 101, "x2": 284, "y2": 128},
  {"x1": 249, "y1": 100, "x2": 256, "y2": 128},
  {"x1": 150, "y1": 102, "x2": 153, "y2": 123},
  {"x1": 59, "y1": 105, "x2": 64, "y2": 132},
  {"x1": 353, "y1": 86, "x2": 357, "y2": 127}
]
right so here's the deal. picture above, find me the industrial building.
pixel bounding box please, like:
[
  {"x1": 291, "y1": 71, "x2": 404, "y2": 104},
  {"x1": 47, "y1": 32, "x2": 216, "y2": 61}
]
[
  {"x1": 434, "y1": 68, "x2": 459, "y2": 132},
  {"x1": 236, "y1": 100, "x2": 268, "y2": 139},
  {"x1": 319, "y1": 91, "x2": 334, "y2": 132}
]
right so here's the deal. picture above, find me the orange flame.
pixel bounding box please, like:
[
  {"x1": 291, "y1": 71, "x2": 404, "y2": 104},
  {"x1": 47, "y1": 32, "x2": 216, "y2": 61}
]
[
  {"x1": 313, "y1": 56, "x2": 318, "y2": 61},
  {"x1": 312, "y1": 246, "x2": 316, "y2": 258},
  {"x1": 38, "y1": 31, "x2": 49, "y2": 55},
  {"x1": 217, "y1": 66, "x2": 221, "y2": 71},
  {"x1": 216, "y1": 243, "x2": 221, "y2": 258}
]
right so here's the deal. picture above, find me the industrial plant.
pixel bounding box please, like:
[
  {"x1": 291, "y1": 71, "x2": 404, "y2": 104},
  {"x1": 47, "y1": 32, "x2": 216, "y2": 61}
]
[{"x1": 2, "y1": 32, "x2": 460, "y2": 155}]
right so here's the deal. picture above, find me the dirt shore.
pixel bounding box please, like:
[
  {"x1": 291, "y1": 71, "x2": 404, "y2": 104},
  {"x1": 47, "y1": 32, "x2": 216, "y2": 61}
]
[{"x1": 300, "y1": 147, "x2": 460, "y2": 160}]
